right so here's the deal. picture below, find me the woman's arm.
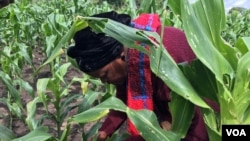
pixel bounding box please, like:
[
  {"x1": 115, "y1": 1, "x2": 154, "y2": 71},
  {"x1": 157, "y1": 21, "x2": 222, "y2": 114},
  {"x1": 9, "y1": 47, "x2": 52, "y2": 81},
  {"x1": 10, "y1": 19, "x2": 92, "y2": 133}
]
[{"x1": 98, "y1": 84, "x2": 127, "y2": 137}]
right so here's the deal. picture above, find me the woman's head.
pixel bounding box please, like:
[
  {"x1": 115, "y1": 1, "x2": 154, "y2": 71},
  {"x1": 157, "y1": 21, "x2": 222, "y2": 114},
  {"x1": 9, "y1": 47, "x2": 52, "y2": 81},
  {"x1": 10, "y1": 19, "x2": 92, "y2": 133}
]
[
  {"x1": 67, "y1": 11, "x2": 131, "y2": 84},
  {"x1": 86, "y1": 52, "x2": 127, "y2": 85}
]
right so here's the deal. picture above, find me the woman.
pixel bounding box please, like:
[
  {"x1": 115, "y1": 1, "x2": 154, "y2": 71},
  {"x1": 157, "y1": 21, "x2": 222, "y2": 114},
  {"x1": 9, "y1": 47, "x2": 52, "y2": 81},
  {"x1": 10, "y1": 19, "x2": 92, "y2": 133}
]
[{"x1": 67, "y1": 11, "x2": 213, "y2": 141}]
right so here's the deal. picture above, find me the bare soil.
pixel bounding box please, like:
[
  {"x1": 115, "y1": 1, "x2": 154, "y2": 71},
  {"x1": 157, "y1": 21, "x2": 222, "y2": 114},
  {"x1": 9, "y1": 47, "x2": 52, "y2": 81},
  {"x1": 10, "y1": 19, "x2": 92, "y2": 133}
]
[{"x1": 0, "y1": 47, "x2": 95, "y2": 141}]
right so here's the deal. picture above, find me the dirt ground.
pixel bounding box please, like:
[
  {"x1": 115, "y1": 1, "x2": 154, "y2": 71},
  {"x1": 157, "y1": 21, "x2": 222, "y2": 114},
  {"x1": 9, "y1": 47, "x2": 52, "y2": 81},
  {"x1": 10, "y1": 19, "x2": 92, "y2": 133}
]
[{"x1": 0, "y1": 47, "x2": 96, "y2": 141}]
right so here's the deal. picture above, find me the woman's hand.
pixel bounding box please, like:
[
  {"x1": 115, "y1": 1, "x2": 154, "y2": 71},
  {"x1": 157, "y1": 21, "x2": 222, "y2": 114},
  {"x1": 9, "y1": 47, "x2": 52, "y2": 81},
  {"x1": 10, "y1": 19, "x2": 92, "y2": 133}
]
[
  {"x1": 97, "y1": 131, "x2": 108, "y2": 141},
  {"x1": 161, "y1": 120, "x2": 172, "y2": 131}
]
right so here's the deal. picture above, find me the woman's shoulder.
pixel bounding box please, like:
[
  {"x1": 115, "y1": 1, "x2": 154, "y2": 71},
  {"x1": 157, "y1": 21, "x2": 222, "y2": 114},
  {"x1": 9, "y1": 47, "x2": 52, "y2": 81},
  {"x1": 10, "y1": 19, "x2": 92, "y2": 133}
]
[
  {"x1": 157, "y1": 26, "x2": 185, "y2": 36},
  {"x1": 156, "y1": 26, "x2": 196, "y2": 63}
]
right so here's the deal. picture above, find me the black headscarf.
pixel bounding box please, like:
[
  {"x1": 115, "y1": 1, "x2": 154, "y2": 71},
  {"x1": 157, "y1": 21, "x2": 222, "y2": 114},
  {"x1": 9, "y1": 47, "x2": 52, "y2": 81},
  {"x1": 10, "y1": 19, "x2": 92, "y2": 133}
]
[{"x1": 67, "y1": 11, "x2": 131, "y2": 72}]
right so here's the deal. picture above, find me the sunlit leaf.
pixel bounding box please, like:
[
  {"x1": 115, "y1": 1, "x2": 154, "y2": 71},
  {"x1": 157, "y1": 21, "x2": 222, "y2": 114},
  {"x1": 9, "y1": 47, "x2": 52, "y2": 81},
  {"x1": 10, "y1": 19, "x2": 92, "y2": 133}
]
[
  {"x1": 235, "y1": 37, "x2": 250, "y2": 54},
  {"x1": 127, "y1": 109, "x2": 180, "y2": 141},
  {"x1": 26, "y1": 97, "x2": 41, "y2": 131},
  {"x1": 37, "y1": 78, "x2": 50, "y2": 112}
]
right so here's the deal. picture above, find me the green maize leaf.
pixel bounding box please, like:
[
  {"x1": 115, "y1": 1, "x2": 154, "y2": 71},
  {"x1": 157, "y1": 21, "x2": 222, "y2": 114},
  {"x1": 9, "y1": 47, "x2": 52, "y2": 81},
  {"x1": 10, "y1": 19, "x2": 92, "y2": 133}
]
[
  {"x1": 127, "y1": 109, "x2": 180, "y2": 141},
  {"x1": 71, "y1": 77, "x2": 89, "y2": 94},
  {"x1": 84, "y1": 122, "x2": 103, "y2": 141},
  {"x1": 47, "y1": 79, "x2": 61, "y2": 98},
  {"x1": 71, "y1": 96, "x2": 181, "y2": 140},
  {"x1": 42, "y1": 22, "x2": 53, "y2": 36},
  {"x1": 0, "y1": 6, "x2": 9, "y2": 17},
  {"x1": 8, "y1": 103, "x2": 23, "y2": 120},
  {"x1": 45, "y1": 35, "x2": 57, "y2": 57},
  {"x1": 192, "y1": 0, "x2": 226, "y2": 39},
  {"x1": 169, "y1": 93, "x2": 194, "y2": 138},
  {"x1": 70, "y1": 97, "x2": 127, "y2": 123},
  {"x1": 46, "y1": 13, "x2": 62, "y2": 37},
  {"x1": 235, "y1": 37, "x2": 250, "y2": 54},
  {"x1": 158, "y1": 1, "x2": 170, "y2": 18},
  {"x1": 104, "y1": 83, "x2": 116, "y2": 95},
  {"x1": 60, "y1": 94, "x2": 81, "y2": 121},
  {"x1": 48, "y1": 13, "x2": 68, "y2": 34},
  {"x1": 60, "y1": 121, "x2": 71, "y2": 141},
  {"x1": 73, "y1": 95, "x2": 197, "y2": 140},
  {"x1": 218, "y1": 85, "x2": 238, "y2": 124},
  {"x1": 55, "y1": 62, "x2": 71, "y2": 83},
  {"x1": 243, "y1": 104, "x2": 250, "y2": 123},
  {"x1": 180, "y1": 0, "x2": 250, "y2": 125},
  {"x1": 73, "y1": 74, "x2": 103, "y2": 88},
  {"x1": 233, "y1": 51, "x2": 250, "y2": 97},
  {"x1": 181, "y1": 0, "x2": 234, "y2": 87},
  {"x1": 234, "y1": 90, "x2": 250, "y2": 123},
  {"x1": 128, "y1": 0, "x2": 137, "y2": 18},
  {"x1": 26, "y1": 97, "x2": 41, "y2": 131},
  {"x1": 0, "y1": 71, "x2": 23, "y2": 110},
  {"x1": 88, "y1": 78, "x2": 103, "y2": 87},
  {"x1": 201, "y1": 108, "x2": 221, "y2": 141},
  {"x1": 85, "y1": 17, "x2": 151, "y2": 55},
  {"x1": 14, "y1": 78, "x2": 34, "y2": 98},
  {"x1": 232, "y1": 51, "x2": 250, "y2": 123},
  {"x1": 57, "y1": 63, "x2": 72, "y2": 77},
  {"x1": 0, "y1": 125, "x2": 16, "y2": 141},
  {"x1": 179, "y1": 60, "x2": 218, "y2": 103},
  {"x1": 37, "y1": 78, "x2": 50, "y2": 112},
  {"x1": 168, "y1": 0, "x2": 181, "y2": 16},
  {"x1": 70, "y1": 107, "x2": 109, "y2": 123},
  {"x1": 60, "y1": 94, "x2": 81, "y2": 113},
  {"x1": 77, "y1": 89, "x2": 101, "y2": 113},
  {"x1": 37, "y1": 16, "x2": 88, "y2": 74},
  {"x1": 191, "y1": 0, "x2": 239, "y2": 69},
  {"x1": 138, "y1": 0, "x2": 157, "y2": 14},
  {"x1": 17, "y1": 42, "x2": 32, "y2": 65},
  {"x1": 11, "y1": 127, "x2": 52, "y2": 141}
]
